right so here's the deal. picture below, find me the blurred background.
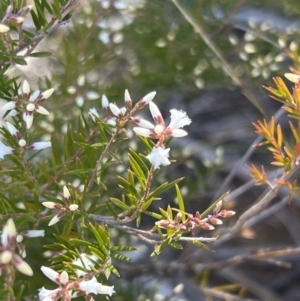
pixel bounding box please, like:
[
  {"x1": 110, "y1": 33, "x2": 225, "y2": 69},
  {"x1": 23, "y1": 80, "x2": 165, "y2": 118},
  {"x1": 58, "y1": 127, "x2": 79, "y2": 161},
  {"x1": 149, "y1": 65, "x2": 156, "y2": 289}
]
[{"x1": 19, "y1": 0, "x2": 300, "y2": 300}]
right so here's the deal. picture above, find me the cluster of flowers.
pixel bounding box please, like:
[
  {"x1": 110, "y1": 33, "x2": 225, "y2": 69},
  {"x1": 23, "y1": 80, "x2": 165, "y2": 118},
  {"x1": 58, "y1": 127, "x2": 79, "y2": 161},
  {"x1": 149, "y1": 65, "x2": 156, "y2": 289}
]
[
  {"x1": 0, "y1": 80, "x2": 54, "y2": 158},
  {"x1": 89, "y1": 89, "x2": 192, "y2": 169},
  {"x1": 0, "y1": 76, "x2": 192, "y2": 299},
  {"x1": 0, "y1": 219, "x2": 114, "y2": 300}
]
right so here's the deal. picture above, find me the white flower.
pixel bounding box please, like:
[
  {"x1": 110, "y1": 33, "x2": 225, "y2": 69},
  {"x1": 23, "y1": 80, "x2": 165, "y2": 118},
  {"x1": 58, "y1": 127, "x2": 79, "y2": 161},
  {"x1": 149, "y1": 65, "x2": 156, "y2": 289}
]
[
  {"x1": 78, "y1": 276, "x2": 115, "y2": 296},
  {"x1": 0, "y1": 219, "x2": 33, "y2": 276},
  {"x1": 146, "y1": 147, "x2": 170, "y2": 169},
  {"x1": 31, "y1": 141, "x2": 52, "y2": 150},
  {"x1": 38, "y1": 287, "x2": 61, "y2": 301},
  {"x1": 72, "y1": 253, "x2": 98, "y2": 277},
  {"x1": 133, "y1": 102, "x2": 191, "y2": 142},
  {"x1": 22, "y1": 230, "x2": 45, "y2": 238},
  {"x1": 89, "y1": 108, "x2": 99, "y2": 121},
  {"x1": 18, "y1": 80, "x2": 53, "y2": 129},
  {"x1": 0, "y1": 140, "x2": 13, "y2": 159}
]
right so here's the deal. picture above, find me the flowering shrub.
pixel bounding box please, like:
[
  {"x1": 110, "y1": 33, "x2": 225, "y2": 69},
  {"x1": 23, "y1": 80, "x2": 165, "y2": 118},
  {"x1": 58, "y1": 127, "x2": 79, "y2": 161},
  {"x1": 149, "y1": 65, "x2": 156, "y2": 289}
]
[
  {"x1": 1, "y1": 1, "x2": 300, "y2": 300},
  {"x1": 0, "y1": 1, "x2": 238, "y2": 300}
]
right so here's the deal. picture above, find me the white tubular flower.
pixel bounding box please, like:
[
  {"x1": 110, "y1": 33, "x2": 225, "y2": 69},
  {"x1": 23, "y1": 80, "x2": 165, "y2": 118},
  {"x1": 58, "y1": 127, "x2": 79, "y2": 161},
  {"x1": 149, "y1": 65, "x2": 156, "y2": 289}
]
[
  {"x1": 22, "y1": 230, "x2": 45, "y2": 238},
  {"x1": 89, "y1": 108, "x2": 99, "y2": 122},
  {"x1": 38, "y1": 287, "x2": 61, "y2": 301},
  {"x1": 133, "y1": 101, "x2": 191, "y2": 143},
  {"x1": 147, "y1": 147, "x2": 171, "y2": 169},
  {"x1": 73, "y1": 253, "x2": 98, "y2": 277},
  {"x1": 31, "y1": 141, "x2": 52, "y2": 150},
  {"x1": 78, "y1": 276, "x2": 115, "y2": 296},
  {"x1": 0, "y1": 141, "x2": 13, "y2": 159}
]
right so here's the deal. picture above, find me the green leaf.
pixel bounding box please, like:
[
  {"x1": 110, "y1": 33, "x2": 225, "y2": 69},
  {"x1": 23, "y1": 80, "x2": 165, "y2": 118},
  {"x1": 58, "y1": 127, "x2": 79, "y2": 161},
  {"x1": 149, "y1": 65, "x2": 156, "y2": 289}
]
[
  {"x1": 191, "y1": 240, "x2": 212, "y2": 251},
  {"x1": 147, "y1": 178, "x2": 184, "y2": 199},
  {"x1": 201, "y1": 191, "x2": 229, "y2": 218},
  {"x1": 110, "y1": 197, "x2": 131, "y2": 211},
  {"x1": 151, "y1": 237, "x2": 172, "y2": 256},
  {"x1": 29, "y1": 51, "x2": 53, "y2": 57},
  {"x1": 175, "y1": 184, "x2": 186, "y2": 222},
  {"x1": 129, "y1": 148, "x2": 149, "y2": 173},
  {"x1": 111, "y1": 245, "x2": 136, "y2": 251},
  {"x1": 111, "y1": 253, "x2": 132, "y2": 262}
]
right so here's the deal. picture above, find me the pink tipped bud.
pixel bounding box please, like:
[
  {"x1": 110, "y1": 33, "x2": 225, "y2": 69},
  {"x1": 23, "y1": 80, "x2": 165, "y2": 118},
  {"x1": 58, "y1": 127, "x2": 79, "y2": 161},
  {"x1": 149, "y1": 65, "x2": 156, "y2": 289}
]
[
  {"x1": 124, "y1": 89, "x2": 132, "y2": 108},
  {"x1": 201, "y1": 223, "x2": 215, "y2": 230},
  {"x1": 13, "y1": 255, "x2": 33, "y2": 276},
  {"x1": 63, "y1": 186, "x2": 70, "y2": 200},
  {"x1": 22, "y1": 80, "x2": 30, "y2": 96},
  {"x1": 149, "y1": 101, "x2": 164, "y2": 125},
  {"x1": 218, "y1": 210, "x2": 236, "y2": 218},
  {"x1": 109, "y1": 103, "x2": 122, "y2": 117},
  {"x1": 48, "y1": 214, "x2": 60, "y2": 226},
  {"x1": 209, "y1": 216, "x2": 223, "y2": 225},
  {"x1": 42, "y1": 202, "x2": 56, "y2": 209},
  {"x1": 213, "y1": 200, "x2": 222, "y2": 215},
  {"x1": 40, "y1": 88, "x2": 54, "y2": 100},
  {"x1": 142, "y1": 91, "x2": 156, "y2": 104}
]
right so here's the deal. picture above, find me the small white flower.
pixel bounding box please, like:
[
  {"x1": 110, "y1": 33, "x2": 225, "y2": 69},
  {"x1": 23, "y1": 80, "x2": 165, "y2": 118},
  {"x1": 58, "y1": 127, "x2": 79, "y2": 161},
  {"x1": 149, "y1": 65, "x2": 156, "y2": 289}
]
[
  {"x1": 133, "y1": 102, "x2": 191, "y2": 142},
  {"x1": 0, "y1": 219, "x2": 33, "y2": 276},
  {"x1": 89, "y1": 108, "x2": 100, "y2": 121},
  {"x1": 72, "y1": 253, "x2": 98, "y2": 277},
  {"x1": 78, "y1": 276, "x2": 115, "y2": 296},
  {"x1": 31, "y1": 141, "x2": 52, "y2": 150},
  {"x1": 38, "y1": 287, "x2": 61, "y2": 301},
  {"x1": 22, "y1": 230, "x2": 45, "y2": 238},
  {"x1": 147, "y1": 147, "x2": 170, "y2": 169}
]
